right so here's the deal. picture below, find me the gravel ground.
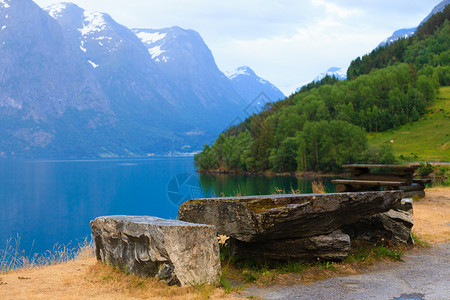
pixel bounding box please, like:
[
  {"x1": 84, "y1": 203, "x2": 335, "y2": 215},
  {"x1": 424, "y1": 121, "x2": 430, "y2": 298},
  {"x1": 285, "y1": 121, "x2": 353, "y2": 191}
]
[{"x1": 241, "y1": 243, "x2": 450, "y2": 300}]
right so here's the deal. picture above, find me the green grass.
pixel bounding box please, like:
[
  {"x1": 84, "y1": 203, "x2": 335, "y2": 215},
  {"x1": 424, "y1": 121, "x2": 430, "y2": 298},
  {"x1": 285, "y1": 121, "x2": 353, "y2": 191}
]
[
  {"x1": 411, "y1": 233, "x2": 431, "y2": 248},
  {"x1": 368, "y1": 86, "x2": 450, "y2": 162}
]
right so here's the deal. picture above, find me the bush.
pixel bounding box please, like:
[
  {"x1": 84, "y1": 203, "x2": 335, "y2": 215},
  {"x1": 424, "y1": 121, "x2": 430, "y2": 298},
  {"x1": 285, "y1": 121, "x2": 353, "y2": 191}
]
[{"x1": 417, "y1": 163, "x2": 434, "y2": 176}]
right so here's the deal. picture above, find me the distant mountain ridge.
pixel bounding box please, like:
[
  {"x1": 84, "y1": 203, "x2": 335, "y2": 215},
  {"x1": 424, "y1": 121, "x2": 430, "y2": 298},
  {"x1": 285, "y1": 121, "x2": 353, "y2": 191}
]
[
  {"x1": 295, "y1": 67, "x2": 346, "y2": 93},
  {"x1": 378, "y1": 0, "x2": 450, "y2": 47},
  {"x1": 0, "y1": 0, "x2": 283, "y2": 158},
  {"x1": 313, "y1": 67, "x2": 347, "y2": 82},
  {"x1": 226, "y1": 66, "x2": 285, "y2": 105},
  {"x1": 378, "y1": 28, "x2": 416, "y2": 48}
]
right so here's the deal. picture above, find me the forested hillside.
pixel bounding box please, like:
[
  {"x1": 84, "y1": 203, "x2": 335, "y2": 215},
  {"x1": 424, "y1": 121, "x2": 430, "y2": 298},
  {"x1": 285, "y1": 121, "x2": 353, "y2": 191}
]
[{"x1": 195, "y1": 5, "x2": 450, "y2": 173}]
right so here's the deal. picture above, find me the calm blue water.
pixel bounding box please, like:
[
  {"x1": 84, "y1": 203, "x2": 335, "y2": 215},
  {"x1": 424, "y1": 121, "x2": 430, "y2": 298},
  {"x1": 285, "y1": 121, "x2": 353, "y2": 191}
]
[{"x1": 0, "y1": 157, "x2": 335, "y2": 258}]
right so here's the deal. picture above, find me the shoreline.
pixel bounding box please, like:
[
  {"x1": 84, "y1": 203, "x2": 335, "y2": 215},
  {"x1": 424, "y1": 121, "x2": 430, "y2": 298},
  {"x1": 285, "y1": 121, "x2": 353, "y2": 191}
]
[{"x1": 197, "y1": 168, "x2": 344, "y2": 178}]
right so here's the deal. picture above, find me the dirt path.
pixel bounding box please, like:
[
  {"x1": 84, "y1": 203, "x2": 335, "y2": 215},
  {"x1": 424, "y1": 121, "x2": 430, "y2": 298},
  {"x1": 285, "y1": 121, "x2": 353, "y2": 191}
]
[
  {"x1": 412, "y1": 187, "x2": 450, "y2": 243},
  {"x1": 241, "y1": 243, "x2": 450, "y2": 300}
]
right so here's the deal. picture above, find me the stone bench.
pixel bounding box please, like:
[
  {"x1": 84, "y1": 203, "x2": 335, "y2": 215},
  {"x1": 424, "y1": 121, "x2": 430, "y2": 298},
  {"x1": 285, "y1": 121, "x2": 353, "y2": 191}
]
[
  {"x1": 90, "y1": 216, "x2": 220, "y2": 286},
  {"x1": 179, "y1": 191, "x2": 406, "y2": 261}
]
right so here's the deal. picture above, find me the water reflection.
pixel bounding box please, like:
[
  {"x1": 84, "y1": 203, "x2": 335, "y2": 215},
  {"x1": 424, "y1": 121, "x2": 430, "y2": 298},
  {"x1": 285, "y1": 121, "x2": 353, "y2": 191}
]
[{"x1": 198, "y1": 173, "x2": 337, "y2": 197}]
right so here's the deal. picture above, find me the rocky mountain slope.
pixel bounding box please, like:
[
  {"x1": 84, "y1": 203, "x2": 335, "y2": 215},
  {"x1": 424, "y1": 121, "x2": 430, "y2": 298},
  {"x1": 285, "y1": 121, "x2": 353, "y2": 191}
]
[{"x1": 0, "y1": 0, "x2": 283, "y2": 158}]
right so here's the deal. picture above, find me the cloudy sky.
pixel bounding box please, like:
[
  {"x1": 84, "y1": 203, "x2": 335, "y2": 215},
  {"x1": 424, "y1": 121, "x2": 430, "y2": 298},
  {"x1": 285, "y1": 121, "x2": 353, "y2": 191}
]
[{"x1": 35, "y1": 0, "x2": 443, "y2": 95}]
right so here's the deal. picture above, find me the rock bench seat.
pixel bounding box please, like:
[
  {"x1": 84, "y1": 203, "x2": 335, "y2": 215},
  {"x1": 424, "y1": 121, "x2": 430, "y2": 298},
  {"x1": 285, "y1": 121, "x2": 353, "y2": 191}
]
[
  {"x1": 90, "y1": 216, "x2": 220, "y2": 286},
  {"x1": 179, "y1": 191, "x2": 404, "y2": 242}
]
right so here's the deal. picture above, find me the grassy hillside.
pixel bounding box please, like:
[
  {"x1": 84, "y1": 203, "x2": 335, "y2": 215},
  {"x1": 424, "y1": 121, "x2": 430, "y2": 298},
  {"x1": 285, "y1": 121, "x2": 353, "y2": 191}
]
[{"x1": 368, "y1": 86, "x2": 450, "y2": 162}]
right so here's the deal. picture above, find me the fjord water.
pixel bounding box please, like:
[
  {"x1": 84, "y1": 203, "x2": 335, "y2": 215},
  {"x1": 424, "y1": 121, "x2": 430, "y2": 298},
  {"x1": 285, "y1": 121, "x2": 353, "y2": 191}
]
[{"x1": 0, "y1": 157, "x2": 335, "y2": 257}]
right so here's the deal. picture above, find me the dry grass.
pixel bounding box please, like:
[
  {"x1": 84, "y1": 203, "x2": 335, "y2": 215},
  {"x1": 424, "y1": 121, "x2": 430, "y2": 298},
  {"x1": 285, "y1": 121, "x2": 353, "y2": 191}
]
[
  {"x1": 311, "y1": 180, "x2": 326, "y2": 193},
  {"x1": 1, "y1": 237, "x2": 93, "y2": 272},
  {"x1": 0, "y1": 239, "x2": 235, "y2": 299},
  {"x1": 412, "y1": 187, "x2": 450, "y2": 243},
  {"x1": 0, "y1": 256, "x2": 236, "y2": 300}
]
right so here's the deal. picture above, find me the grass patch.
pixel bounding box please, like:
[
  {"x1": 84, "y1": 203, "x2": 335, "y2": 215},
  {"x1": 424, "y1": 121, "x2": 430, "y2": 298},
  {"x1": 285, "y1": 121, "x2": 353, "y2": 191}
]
[
  {"x1": 345, "y1": 242, "x2": 404, "y2": 265},
  {"x1": 1, "y1": 235, "x2": 93, "y2": 273},
  {"x1": 411, "y1": 233, "x2": 431, "y2": 248},
  {"x1": 368, "y1": 86, "x2": 450, "y2": 162},
  {"x1": 218, "y1": 240, "x2": 405, "y2": 287}
]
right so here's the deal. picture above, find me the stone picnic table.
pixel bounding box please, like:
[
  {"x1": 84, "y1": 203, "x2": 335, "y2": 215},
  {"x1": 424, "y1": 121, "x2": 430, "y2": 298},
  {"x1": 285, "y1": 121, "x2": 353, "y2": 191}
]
[{"x1": 331, "y1": 164, "x2": 430, "y2": 197}]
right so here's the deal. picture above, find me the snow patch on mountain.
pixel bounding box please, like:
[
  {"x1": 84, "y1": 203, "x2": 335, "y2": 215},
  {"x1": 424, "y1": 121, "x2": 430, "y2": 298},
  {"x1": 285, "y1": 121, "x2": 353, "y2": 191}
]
[
  {"x1": 133, "y1": 29, "x2": 170, "y2": 62},
  {"x1": 226, "y1": 67, "x2": 252, "y2": 80},
  {"x1": 46, "y1": 3, "x2": 66, "y2": 18},
  {"x1": 135, "y1": 31, "x2": 166, "y2": 45},
  {"x1": 0, "y1": 0, "x2": 10, "y2": 9},
  {"x1": 0, "y1": 97, "x2": 22, "y2": 110},
  {"x1": 88, "y1": 60, "x2": 98, "y2": 68},
  {"x1": 79, "y1": 11, "x2": 107, "y2": 36},
  {"x1": 148, "y1": 45, "x2": 165, "y2": 59}
]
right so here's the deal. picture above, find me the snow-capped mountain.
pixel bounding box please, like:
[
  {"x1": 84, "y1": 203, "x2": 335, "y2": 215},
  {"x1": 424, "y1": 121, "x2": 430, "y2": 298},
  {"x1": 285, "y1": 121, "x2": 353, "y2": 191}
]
[
  {"x1": 2, "y1": 0, "x2": 286, "y2": 158},
  {"x1": 294, "y1": 67, "x2": 346, "y2": 93},
  {"x1": 0, "y1": 0, "x2": 114, "y2": 156},
  {"x1": 313, "y1": 67, "x2": 347, "y2": 82},
  {"x1": 132, "y1": 26, "x2": 245, "y2": 111},
  {"x1": 378, "y1": 28, "x2": 416, "y2": 48},
  {"x1": 378, "y1": 0, "x2": 449, "y2": 48},
  {"x1": 226, "y1": 66, "x2": 285, "y2": 105},
  {"x1": 44, "y1": 3, "x2": 249, "y2": 154}
]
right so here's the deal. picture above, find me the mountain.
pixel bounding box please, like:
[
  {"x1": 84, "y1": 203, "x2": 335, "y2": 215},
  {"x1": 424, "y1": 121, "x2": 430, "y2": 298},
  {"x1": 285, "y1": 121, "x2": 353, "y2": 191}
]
[
  {"x1": 313, "y1": 67, "x2": 347, "y2": 82},
  {"x1": 44, "y1": 3, "x2": 191, "y2": 132},
  {"x1": 1, "y1": 0, "x2": 272, "y2": 158},
  {"x1": 132, "y1": 27, "x2": 245, "y2": 124},
  {"x1": 378, "y1": 0, "x2": 450, "y2": 47},
  {"x1": 294, "y1": 67, "x2": 346, "y2": 93},
  {"x1": 0, "y1": 0, "x2": 115, "y2": 157},
  {"x1": 420, "y1": 0, "x2": 450, "y2": 26},
  {"x1": 378, "y1": 28, "x2": 416, "y2": 48},
  {"x1": 226, "y1": 66, "x2": 285, "y2": 107}
]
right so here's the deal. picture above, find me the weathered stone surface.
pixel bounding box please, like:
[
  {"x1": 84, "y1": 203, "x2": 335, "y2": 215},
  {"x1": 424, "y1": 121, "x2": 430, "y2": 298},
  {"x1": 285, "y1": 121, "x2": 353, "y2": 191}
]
[
  {"x1": 393, "y1": 198, "x2": 414, "y2": 215},
  {"x1": 399, "y1": 183, "x2": 426, "y2": 199},
  {"x1": 230, "y1": 231, "x2": 350, "y2": 261},
  {"x1": 179, "y1": 191, "x2": 404, "y2": 242},
  {"x1": 341, "y1": 209, "x2": 414, "y2": 245},
  {"x1": 403, "y1": 190, "x2": 425, "y2": 199},
  {"x1": 90, "y1": 216, "x2": 220, "y2": 286}
]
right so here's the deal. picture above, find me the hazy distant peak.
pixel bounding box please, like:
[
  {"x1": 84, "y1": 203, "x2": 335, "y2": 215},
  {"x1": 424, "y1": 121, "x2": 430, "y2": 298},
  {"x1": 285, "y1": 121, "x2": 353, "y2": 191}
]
[
  {"x1": 225, "y1": 66, "x2": 256, "y2": 80},
  {"x1": 314, "y1": 67, "x2": 347, "y2": 82},
  {"x1": 378, "y1": 0, "x2": 450, "y2": 48},
  {"x1": 378, "y1": 27, "x2": 416, "y2": 48}
]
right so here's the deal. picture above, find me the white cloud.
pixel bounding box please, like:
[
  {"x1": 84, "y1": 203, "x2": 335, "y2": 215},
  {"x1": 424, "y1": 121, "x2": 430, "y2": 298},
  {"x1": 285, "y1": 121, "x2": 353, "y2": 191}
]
[{"x1": 311, "y1": 0, "x2": 361, "y2": 19}]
